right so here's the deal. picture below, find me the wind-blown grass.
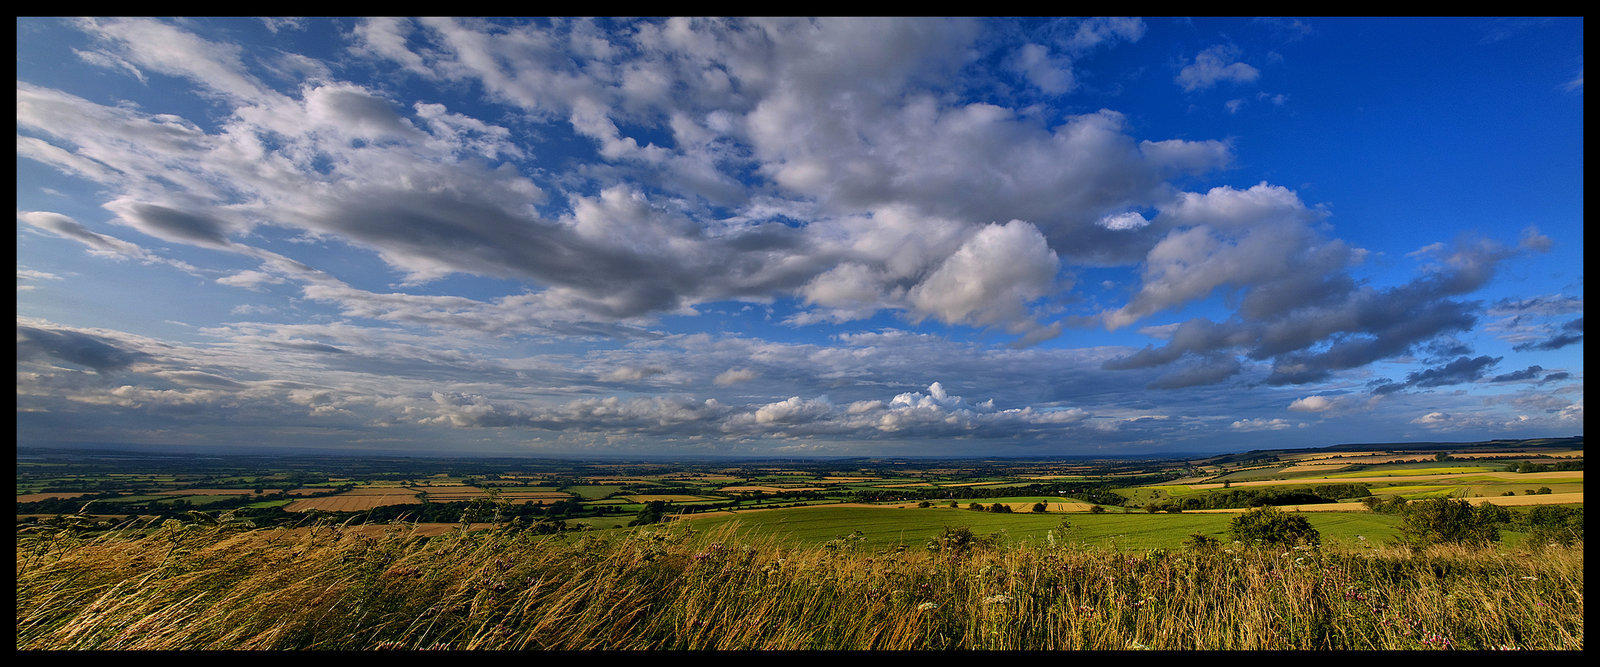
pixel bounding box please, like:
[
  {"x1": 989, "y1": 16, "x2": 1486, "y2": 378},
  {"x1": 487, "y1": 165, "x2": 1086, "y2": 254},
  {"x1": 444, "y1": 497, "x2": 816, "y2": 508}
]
[{"x1": 15, "y1": 518, "x2": 1583, "y2": 650}]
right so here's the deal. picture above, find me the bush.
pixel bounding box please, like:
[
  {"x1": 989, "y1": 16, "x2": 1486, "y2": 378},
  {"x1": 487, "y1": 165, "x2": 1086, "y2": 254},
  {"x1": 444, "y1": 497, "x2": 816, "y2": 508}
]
[
  {"x1": 1522, "y1": 505, "x2": 1583, "y2": 547},
  {"x1": 925, "y1": 525, "x2": 996, "y2": 554},
  {"x1": 968, "y1": 502, "x2": 984, "y2": 511},
  {"x1": 1230, "y1": 506, "x2": 1320, "y2": 547},
  {"x1": 1030, "y1": 502, "x2": 1046, "y2": 513},
  {"x1": 916, "y1": 501, "x2": 931, "y2": 508},
  {"x1": 1089, "y1": 505, "x2": 1105, "y2": 514},
  {"x1": 1536, "y1": 487, "x2": 1552, "y2": 495},
  {"x1": 1396, "y1": 498, "x2": 1503, "y2": 547},
  {"x1": 1184, "y1": 532, "x2": 1219, "y2": 550}
]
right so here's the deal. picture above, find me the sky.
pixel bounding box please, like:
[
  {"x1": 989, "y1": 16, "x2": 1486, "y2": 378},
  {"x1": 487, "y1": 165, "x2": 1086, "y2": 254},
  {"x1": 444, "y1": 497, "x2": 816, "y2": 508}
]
[{"x1": 15, "y1": 17, "x2": 1585, "y2": 457}]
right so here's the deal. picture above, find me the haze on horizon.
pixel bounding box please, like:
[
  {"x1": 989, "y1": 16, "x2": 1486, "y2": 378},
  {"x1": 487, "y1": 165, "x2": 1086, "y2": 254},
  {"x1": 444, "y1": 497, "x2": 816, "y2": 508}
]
[{"x1": 16, "y1": 17, "x2": 1584, "y2": 457}]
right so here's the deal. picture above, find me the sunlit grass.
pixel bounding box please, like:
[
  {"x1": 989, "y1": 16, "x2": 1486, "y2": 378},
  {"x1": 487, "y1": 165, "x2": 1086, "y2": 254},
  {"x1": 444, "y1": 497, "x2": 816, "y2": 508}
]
[{"x1": 15, "y1": 517, "x2": 1582, "y2": 650}]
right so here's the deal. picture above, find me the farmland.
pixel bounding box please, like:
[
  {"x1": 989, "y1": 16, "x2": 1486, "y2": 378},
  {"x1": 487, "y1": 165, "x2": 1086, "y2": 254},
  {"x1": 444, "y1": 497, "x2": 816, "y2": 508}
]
[
  {"x1": 18, "y1": 436, "x2": 1582, "y2": 531},
  {"x1": 15, "y1": 436, "x2": 1584, "y2": 649}
]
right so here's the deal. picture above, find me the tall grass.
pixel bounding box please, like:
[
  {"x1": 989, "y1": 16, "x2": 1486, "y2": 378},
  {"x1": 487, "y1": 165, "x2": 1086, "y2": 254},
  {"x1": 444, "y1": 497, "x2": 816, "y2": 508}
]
[{"x1": 15, "y1": 518, "x2": 1583, "y2": 650}]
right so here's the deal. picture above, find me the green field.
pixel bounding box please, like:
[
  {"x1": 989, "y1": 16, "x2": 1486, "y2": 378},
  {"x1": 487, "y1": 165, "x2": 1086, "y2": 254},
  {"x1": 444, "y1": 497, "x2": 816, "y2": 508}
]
[
  {"x1": 679, "y1": 506, "x2": 1413, "y2": 550},
  {"x1": 1317, "y1": 465, "x2": 1501, "y2": 478},
  {"x1": 560, "y1": 485, "x2": 625, "y2": 500}
]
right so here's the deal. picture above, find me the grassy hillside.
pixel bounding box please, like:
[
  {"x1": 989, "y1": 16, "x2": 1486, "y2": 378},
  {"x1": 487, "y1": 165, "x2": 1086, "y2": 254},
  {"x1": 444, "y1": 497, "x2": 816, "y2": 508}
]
[{"x1": 15, "y1": 519, "x2": 1581, "y2": 650}]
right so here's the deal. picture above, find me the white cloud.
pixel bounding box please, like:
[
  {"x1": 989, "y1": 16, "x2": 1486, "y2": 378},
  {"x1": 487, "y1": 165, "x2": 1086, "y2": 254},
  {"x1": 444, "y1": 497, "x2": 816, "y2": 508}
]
[{"x1": 1176, "y1": 45, "x2": 1260, "y2": 92}]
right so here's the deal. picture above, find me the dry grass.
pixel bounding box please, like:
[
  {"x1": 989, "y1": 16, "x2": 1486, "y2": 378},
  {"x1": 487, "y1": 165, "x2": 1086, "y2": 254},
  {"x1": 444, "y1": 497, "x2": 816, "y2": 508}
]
[{"x1": 14, "y1": 518, "x2": 1583, "y2": 650}]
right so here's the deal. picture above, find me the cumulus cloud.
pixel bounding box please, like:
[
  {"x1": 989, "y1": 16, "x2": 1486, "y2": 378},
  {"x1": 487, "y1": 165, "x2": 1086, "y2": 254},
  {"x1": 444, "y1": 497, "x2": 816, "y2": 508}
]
[
  {"x1": 1176, "y1": 45, "x2": 1260, "y2": 91},
  {"x1": 13, "y1": 18, "x2": 1581, "y2": 454},
  {"x1": 1230, "y1": 417, "x2": 1294, "y2": 431},
  {"x1": 713, "y1": 367, "x2": 758, "y2": 385},
  {"x1": 1105, "y1": 229, "x2": 1532, "y2": 389}
]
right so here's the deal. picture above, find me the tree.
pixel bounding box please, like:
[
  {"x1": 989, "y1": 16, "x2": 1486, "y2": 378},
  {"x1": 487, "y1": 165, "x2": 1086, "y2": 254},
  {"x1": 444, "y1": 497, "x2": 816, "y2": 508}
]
[
  {"x1": 1089, "y1": 505, "x2": 1106, "y2": 514},
  {"x1": 1030, "y1": 502, "x2": 1047, "y2": 513},
  {"x1": 1395, "y1": 498, "x2": 1502, "y2": 547},
  {"x1": 628, "y1": 500, "x2": 668, "y2": 527},
  {"x1": 968, "y1": 502, "x2": 985, "y2": 511},
  {"x1": 917, "y1": 501, "x2": 931, "y2": 508},
  {"x1": 1537, "y1": 487, "x2": 1552, "y2": 495},
  {"x1": 1230, "y1": 506, "x2": 1320, "y2": 547}
]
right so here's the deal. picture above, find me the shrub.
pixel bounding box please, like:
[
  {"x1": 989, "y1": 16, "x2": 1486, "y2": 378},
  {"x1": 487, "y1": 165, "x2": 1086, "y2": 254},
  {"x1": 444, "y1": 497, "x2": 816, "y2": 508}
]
[
  {"x1": 1183, "y1": 532, "x2": 1219, "y2": 550},
  {"x1": 1230, "y1": 506, "x2": 1320, "y2": 547},
  {"x1": 1395, "y1": 498, "x2": 1502, "y2": 547},
  {"x1": 916, "y1": 501, "x2": 931, "y2": 508},
  {"x1": 1522, "y1": 505, "x2": 1584, "y2": 547},
  {"x1": 925, "y1": 525, "x2": 997, "y2": 554},
  {"x1": 968, "y1": 502, "x2": 984, "y2": 511},
  {"x1": 1536, "y1": 487, "x2": 1552, "y2": 495},
  {"x1": 1089, "y1": 505, "x2": 1105, "y2": 513},
  {"x1": 1030, "y1": 502, "x2": 1046, "y2": 513}
]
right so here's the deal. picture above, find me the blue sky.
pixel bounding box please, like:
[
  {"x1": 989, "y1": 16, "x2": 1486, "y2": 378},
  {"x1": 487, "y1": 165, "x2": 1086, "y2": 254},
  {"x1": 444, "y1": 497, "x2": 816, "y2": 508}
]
[{"x1": 15, "y1": 17, "x2": 1584, "y2": 456}]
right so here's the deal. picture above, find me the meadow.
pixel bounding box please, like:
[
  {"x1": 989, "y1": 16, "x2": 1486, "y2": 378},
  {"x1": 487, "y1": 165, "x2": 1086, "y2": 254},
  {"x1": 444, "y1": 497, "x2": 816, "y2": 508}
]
[{"x1": 14, "y1": 519, "x2": 1582, "y2": 650}]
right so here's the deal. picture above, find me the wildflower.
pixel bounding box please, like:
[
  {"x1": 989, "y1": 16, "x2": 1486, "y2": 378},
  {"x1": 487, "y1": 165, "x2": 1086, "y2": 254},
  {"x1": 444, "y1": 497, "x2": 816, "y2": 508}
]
[{"x1": 917, "y1": 602, "x2": 938, "y2": 611}]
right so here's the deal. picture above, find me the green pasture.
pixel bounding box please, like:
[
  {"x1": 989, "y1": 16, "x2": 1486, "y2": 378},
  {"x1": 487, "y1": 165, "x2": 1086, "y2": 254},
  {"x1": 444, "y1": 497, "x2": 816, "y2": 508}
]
[
  {"x1": 560, "y1": 485, "x2": 625, "y2": 500},
  {"x1": 677, "y1": 506, "x2": 1409, "y2": 550}
]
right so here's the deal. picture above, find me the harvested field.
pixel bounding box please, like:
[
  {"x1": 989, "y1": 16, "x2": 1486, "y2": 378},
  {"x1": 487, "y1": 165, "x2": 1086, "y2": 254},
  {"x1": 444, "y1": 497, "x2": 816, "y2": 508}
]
[
  {"x1": 153, "y1": 488, "x2": 261, "y2": 496},
  {"x1": 284, "y1": 491, "x2": 421, "y2": 512},
  {"x1": 1465, "y1": 492, "x2": 1584, "y2": 506},
  {"x1": 15, "y1": 492, "x2": 90, "y2": 503},
  {"x1": 1183, "y1": 492, "x2": 1582, "y2": 513},
  {"x1": 1180, "y1": 470, "x2": 1582, "y2": 490}
]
